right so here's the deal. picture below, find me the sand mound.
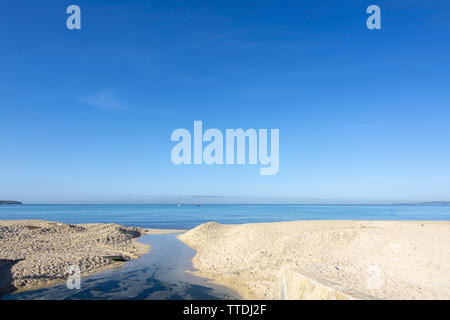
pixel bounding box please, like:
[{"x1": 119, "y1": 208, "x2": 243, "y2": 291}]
[
  {"x1": 0, "y1": 220, "x2": 149, "y2": 295},
  {"x1": 179, "y1": 220, "x2": 450, "y2": 299}
]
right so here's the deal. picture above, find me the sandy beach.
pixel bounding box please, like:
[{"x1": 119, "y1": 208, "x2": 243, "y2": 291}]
[
  {"x1": 0, "y1": 220, "x2": 152, "y2": 295},
  {"x1": 2, "y1": 219, "x2": 450, "y2": 300},
  {"x1": 179, "y1": 220, "x2": 450, "y2": 300}
]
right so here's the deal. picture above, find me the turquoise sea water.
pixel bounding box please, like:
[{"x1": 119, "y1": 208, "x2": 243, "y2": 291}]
[{"x1": 0, "y1": 204, "x2": 449, "y2": 229}]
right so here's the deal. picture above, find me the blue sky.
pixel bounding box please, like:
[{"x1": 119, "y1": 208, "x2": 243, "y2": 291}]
[{"x1": 1, "y1": 0, "x2": 449, "y2": 203}]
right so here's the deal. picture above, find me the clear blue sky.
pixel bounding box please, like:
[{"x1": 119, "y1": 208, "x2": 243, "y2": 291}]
[{"x1": 1, "y1": 1, "x2": 449, "y2": 203}]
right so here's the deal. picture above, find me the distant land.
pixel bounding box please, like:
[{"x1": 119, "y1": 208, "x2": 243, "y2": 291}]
[
  {"x1": 395, "y1": 201, "x2": 450, "y2": 206},
  {"x1": 0, "y1": 200, "x2": 22, "y2": 205}
]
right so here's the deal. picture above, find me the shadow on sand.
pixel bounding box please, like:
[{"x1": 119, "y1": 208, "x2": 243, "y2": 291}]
[{"x1": 0, "y1": 259, "x2": 23, "y2": 297}]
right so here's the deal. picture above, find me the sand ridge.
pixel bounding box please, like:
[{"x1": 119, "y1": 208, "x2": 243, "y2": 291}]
[
  {"x1": 0, "y1": 220, "x2": 151, "y2": 295},
  {"x1": 179, "y1": 220, "x2": 450, "y2": 300}
]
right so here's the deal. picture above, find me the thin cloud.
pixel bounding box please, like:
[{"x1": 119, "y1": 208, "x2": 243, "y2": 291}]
[{"x1": 80, "y1": 91, "x2": 125, "y2": 109}]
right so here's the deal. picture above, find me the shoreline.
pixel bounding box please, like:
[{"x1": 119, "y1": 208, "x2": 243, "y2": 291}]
[
  {"x1": 178, "y1": 220, "x2": 450, "y2": 300},
  {"x1": 2, "y1": 219, "x2": 450, "y2": 299},
  {"x1": 180, "y1": 236, "x2": 257, "y2": 299},
  {"x1": 0, "y1": 220, "x2": 181, "y2": 296}
]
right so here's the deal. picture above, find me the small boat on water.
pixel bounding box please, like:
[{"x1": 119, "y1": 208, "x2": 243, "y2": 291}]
[{"x1": 177, "y1": 203, "x2": 182, "y2": 207}]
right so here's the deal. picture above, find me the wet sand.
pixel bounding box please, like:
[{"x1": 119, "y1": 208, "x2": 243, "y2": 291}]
[{"x1": 179, "y1": 220, "x2": 450, "y2": 300}]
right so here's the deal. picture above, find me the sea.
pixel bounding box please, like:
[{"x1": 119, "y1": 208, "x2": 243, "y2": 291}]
[{"x1": 0, "y1": 204, "x2": 449, "y2": 229}]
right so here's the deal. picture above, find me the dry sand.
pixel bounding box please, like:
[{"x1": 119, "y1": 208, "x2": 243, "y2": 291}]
[
  {"x1": 0, "y1": 220, "x2": 152, "y2": 295},
  {"x1": 179, "y1": 220, "x2": 450, "y2": 300}
]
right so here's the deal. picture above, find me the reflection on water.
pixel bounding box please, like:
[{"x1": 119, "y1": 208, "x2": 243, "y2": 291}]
[{"x1": 3, "y1": 234, "x2": 239, "y2": 300}]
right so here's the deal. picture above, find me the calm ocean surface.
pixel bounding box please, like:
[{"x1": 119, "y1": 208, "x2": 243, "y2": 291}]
[{"x1": 0, "y1": 204, "x2": 449, "y2": 229}]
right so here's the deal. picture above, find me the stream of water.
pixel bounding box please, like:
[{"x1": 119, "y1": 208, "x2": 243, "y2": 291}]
[{"x1": 2, "y1": 233, "x2": 239, "y2": 300}]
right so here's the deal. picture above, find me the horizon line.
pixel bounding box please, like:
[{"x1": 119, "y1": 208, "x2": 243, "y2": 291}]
[{"x1": 6, "y1": 201, "x2": 450, "y2": 206}]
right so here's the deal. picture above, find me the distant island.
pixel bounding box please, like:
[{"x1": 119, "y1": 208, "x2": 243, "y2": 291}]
[
  {"x1": 0, "y1": 200, "x2": 22, "y2": 205},
  {"x1": 395, "y1": 201, "x2": 450, "y2": 206}
]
